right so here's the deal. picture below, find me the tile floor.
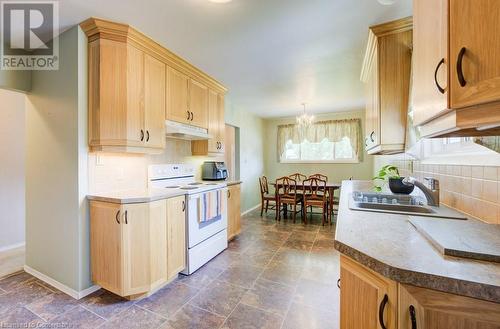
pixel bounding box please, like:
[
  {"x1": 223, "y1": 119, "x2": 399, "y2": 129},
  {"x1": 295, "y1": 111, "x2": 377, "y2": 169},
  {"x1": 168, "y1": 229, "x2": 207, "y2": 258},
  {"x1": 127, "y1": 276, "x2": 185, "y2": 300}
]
[{"x1": 0, "y1": 209, "x2": 340, "y2": 329}]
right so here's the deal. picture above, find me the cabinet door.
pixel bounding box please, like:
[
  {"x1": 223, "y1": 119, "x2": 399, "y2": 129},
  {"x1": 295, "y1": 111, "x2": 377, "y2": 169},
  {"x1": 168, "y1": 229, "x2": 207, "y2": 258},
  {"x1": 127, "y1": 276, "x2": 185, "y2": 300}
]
[
  {"x1": 126, "y1": 44, "x2": 145, "y2": 147},
  {"x1": 449, "y1": 0, "x2": 500, "y2": 109},
  {"x1": 365, "y1": 50, "x2": 380, "y2": 150},
  {"x1": 149, "y1": 200, "x2": 168, "y2": 290},
  {"x1": 227, "y1": 185, "x2": 241, "y2": 240},
  {"x1": 90, "y1": 201, "x2": 123, "y2": 296},
  {"x1": 340, "y1": 255, "x2": 397, "y2": 329},
  {"x1": 399, "y1": 284, "x2": 500, "y2": 329},
  {"x1": 166, "y1": 67, "x2": 190, "y2": 124},
  {"x1": 189, "y1": 79, "x2": 209, "y2": 129},
  {"x1": 207, "y1": 90, "x2": 220, "y2": 153},
  {"x1": 412, "y1": 0, "x2": 449, "y2": 126},
  {"x1": 121, "y1": 203, "x2": 151, "y2": 296},
  {"x1": 217, "y1": 94, "x2": 225, "y2": 153},
  {"x1": 144, "y1": 54, "x2": 166, "y2": 149},
  {"x1": 166, "y1": 196, "x2": 186, "y2": 279}
]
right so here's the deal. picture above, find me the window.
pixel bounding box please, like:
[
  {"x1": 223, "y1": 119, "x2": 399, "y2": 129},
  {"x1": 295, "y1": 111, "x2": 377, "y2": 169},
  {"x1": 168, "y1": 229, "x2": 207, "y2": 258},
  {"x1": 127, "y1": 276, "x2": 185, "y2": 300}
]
[
  {"x1": 281, "y1": 137, "x2": 357, "y2": 163},
  {"x1": 277, "y1": 119, "x2": 362, "y2": 163}
]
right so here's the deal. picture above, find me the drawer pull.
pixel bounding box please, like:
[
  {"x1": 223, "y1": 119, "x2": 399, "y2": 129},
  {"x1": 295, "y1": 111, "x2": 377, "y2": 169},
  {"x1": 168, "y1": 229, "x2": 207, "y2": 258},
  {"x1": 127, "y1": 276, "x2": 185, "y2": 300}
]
[
  {"x1": 115, "y1": 210, "x2": 120, "y2": 224},
  {"x1": 456, "y1": 47, "x2": 467, "y2": 87},
  {"x1": 124, "y1": 210, "x2": 128, "y2": 224},
  {"x1": 140, "y1": 130, "x2": 144, "y2": 142},
  {"x1": 146, "y1": 130, "x2": 150, "y2": 142},
  {"x1": 409, "y1": 305, "x2": 417, "y2": 329},
  {"x1": 434, "y1": 58, "x2": 446, "y2": 94},
  {"x1": 379, "y1": 294, "x2": 388, "y2": 329}
]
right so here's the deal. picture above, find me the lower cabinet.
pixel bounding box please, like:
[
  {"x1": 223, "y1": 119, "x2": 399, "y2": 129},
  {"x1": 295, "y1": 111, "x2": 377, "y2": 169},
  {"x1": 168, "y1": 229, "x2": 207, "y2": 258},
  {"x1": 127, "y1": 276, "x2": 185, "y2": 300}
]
[
  {"x1": 398, "y1": 284, "x2": 500, "y2": 329},
  {"x1": 227, "y1": 184, "x2": 241, "y2": 240},
  {"x1": 90, "y1": 196, "x2": 186, "y2": 298},
  {"x1": 340, "y1": 255, "x2": 398, "y2": 329},
  {"x1": 340, "y1": 255, "x2": 500, "y2": 329}
]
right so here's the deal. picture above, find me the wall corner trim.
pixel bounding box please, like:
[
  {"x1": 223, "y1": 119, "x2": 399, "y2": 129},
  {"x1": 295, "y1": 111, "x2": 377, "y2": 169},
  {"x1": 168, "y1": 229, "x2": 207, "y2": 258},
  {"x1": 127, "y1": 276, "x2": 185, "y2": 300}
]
[{"x1": 23, "y1": 265, "x2": 100, "y2": 300}]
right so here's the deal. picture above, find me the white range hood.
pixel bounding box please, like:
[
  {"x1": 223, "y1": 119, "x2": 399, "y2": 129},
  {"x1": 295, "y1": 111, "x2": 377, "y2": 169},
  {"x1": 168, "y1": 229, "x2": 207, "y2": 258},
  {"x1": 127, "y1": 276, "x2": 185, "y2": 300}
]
[{"x1": 165, "y1": 120, "x2": 210, "y2": 141}]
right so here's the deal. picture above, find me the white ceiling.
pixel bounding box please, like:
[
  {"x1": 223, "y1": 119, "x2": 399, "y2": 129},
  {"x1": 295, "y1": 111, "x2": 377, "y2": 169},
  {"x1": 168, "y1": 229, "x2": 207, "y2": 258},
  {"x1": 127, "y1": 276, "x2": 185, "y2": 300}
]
[{"x1": 60, "y1": 0, "x2": 412, "y2": 118}]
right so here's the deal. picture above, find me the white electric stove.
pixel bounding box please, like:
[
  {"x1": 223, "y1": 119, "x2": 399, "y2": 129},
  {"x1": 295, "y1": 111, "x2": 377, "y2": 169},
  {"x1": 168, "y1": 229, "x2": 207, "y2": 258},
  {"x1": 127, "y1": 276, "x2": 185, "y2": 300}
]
[{"x1": 148, "y1": 164, "x2": 228, "y2": 275}]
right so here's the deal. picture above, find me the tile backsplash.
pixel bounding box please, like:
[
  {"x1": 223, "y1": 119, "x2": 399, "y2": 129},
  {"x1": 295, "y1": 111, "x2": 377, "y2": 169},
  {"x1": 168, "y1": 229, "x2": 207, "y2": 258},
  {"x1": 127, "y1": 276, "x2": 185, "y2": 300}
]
[
  {"x1": 88, "y1": 139, "x2": 223, "y2": 194},
  {"x1": 393, "y1": 160, "x2": 500, "y2": 224}
]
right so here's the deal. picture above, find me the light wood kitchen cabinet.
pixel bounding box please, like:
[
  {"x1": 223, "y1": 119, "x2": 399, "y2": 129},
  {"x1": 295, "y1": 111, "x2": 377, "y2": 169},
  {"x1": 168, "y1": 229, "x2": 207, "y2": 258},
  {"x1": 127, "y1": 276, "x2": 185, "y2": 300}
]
[
  {"x1": 398, "y1": 284, "x2": 500, "y2": 329},
  {"x1": 166, "y1": 66, "x2": 191, "y2": 125},
  {"x1": 166, "y1": 196, "x2": 186, "y2": 280},
  {"x1": 188, "y1": 79, "x2": 209, "y2": 129},
  {"x1": 413, "y1": 0, "x2": 500, "y2": 137},
  {"x1": 227, "y1": 184, "x2": 241, "y2": 241},
  {"x1": 360, "y1": 17, "x2": 412, "y2": 155},
  {"x1": 90, "y1": 197, "x2": 186, "y2": 299},
  {"x1": 81, "y1": 18, "x2": 227, "y2": 154},
  {"x1": 86, "y1": 38, "x2": 165, "y2": 153},
  {"x1": 340, "y1": 255, "x2": 398, "y2": 329},
  {"x1": 90, "y1": 201, "x2": 151, "y2": 297},
  {"x1": 192, "y1": 91, "x2": 225, "y2": 156}
]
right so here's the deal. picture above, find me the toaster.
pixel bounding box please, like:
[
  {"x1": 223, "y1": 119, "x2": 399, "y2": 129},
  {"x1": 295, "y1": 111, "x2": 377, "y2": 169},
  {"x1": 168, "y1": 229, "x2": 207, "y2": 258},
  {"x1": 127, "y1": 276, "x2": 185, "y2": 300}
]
[{"x1": 202, "y1": 161, "x2": 228, "y2": 181}]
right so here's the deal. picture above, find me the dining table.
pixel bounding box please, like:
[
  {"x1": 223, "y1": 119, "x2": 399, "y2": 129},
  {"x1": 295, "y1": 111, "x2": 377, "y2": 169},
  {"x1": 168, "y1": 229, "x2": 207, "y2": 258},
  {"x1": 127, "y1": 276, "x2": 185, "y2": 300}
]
[{"x1": 270, "y1": 180, "x2": 341, "y2": 220}]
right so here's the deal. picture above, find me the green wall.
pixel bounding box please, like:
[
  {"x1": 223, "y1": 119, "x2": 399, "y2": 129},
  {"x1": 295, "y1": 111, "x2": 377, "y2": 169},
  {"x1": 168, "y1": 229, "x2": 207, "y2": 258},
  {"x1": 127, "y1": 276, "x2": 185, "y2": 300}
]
[
  {"x1": 225, "y1": 98, "x2": 265, "y2": 212},
  {"x1": 263, "y1": 110, "x2": 373, "y2": 185}
]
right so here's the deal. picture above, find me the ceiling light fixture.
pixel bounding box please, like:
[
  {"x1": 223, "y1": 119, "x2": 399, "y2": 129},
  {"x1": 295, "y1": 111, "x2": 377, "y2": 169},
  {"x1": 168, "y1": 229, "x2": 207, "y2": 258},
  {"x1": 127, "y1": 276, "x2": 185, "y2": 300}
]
[
  {"x1": 208, "y1": 0, "x2": 232, "y2": 3},
  {"x1": 296, "y1": 103, "x2": 314, "y2": 128}
]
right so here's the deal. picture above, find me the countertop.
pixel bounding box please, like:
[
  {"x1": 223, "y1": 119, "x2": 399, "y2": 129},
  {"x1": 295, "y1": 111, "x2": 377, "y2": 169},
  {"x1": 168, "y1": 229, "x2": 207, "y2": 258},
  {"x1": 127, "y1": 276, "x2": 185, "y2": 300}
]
[
  {"x1": 334, "y1": 180, "x2": 500, "y2": 303},
  {"x1": 87, "y1": 188, "x2": 187, "y2": 204},
  {"x1": 87, "y1": 180, "x2": 241, "y2": 204}
]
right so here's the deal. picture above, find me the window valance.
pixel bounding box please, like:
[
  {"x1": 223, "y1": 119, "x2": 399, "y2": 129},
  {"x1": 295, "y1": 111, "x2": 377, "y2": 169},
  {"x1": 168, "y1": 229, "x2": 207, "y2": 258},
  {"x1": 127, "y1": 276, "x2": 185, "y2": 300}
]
[{"x1": 277, "y1": 118, "x2": 363, "y2": 160}]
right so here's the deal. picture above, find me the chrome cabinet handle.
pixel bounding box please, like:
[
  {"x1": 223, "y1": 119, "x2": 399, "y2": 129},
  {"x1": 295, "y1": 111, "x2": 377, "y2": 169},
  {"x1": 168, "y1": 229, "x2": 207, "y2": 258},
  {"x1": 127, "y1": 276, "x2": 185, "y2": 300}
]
[
  {"x1": 434, "y1": 58, "x2": 446, "y2": 94},
  {"x1": 409, "y1": 305, "x2": 417, "y2": 329},
  {"x1": 379, "y1": 294, "x2": 389, "y2": 329},
  {"x1": 146, "y1": 130, "x2": 150, "y2": 142},
  {"x1": 124, "y1": 210, "x2": 128, "y2": 224},
  {"x1": 456, "y1": 47, "x2": 467, "y2": 87},
  {"x1": 115, "y1": 210, "x2": 120, "y2": 224}
]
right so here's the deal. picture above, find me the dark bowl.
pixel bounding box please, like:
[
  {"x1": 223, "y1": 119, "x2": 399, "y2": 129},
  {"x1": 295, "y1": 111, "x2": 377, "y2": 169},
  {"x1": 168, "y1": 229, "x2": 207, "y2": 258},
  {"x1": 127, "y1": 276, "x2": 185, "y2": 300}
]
[{"x1": 388, "y1": 177, "x2": 414, "y2": 195}]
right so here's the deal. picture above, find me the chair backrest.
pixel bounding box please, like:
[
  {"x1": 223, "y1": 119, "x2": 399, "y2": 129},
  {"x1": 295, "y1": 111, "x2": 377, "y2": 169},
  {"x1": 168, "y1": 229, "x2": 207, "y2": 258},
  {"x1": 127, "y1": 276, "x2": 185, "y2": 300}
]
[
  {"x1": 276, "y1": 176, "x2": 298, "y2": 200},
  {"x1": 302, "y1": 177, "x2": 327, "y2": 201},
  {"x1": 259, "y1": 176, "x2": 269, "y2": 196},
  {"x1": 289, "y1": 173, "x2": 307, "y2": 181},
  {"x1": 309, "y1": 173, "x2": 328, "y2": 182}
]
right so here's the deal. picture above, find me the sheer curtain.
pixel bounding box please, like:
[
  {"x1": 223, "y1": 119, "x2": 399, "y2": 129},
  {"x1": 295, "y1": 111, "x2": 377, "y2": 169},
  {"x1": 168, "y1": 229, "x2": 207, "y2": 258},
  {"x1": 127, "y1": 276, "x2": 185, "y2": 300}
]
[{"x1": 277, "y1": 118, "x2": 363, "y2": 160}]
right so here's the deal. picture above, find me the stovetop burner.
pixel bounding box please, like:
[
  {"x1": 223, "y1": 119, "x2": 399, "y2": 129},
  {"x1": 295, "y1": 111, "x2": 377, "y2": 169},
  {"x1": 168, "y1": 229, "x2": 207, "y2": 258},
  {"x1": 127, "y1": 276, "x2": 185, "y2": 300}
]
[
  {"x1": 180, "y1": 186, "x2": 199, "y2": 190},
  {"x1": 188, "y1": 183, "x2": 203, "y2": 186},
  {"x1": 165, "y1": 186, "x2": 180, "y2": 189}
]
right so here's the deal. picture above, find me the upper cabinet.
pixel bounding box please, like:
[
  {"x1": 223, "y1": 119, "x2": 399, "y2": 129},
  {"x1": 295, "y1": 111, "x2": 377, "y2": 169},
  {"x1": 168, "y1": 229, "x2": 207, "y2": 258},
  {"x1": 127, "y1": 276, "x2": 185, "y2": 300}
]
[
  {"x1": 81, "y1": 18, "x2": 227, "y2": 154},
  {"x1": 413, "y1": 0, "x2": 500, "y2": 137},
  {"x1": 192, "y1": 90, "x2": 225, "y2": 156},
  {"x1": 360, "y1": 17, "x2": 413, "y2": 155}
]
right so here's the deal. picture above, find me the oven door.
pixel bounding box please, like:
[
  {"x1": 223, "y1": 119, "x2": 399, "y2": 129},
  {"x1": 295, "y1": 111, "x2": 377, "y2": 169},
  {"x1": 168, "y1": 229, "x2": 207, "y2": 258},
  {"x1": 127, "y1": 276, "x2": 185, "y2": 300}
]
[{"x1": 186, "y1": 188, "x2": 228, "y2": 248}]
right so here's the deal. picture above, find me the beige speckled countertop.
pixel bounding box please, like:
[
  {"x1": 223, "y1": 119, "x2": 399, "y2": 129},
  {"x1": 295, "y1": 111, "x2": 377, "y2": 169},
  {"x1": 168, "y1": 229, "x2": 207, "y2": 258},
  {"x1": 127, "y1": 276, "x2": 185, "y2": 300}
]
[
  {"x1": 87, "y1": 188, "x2": 187, "y2": 204},
  {"x1": 225, "y1": 180, "x2": 242, "y2": 186},
  {"x1": 334, "y1": 180, "x2": 500, "y2": 303}
]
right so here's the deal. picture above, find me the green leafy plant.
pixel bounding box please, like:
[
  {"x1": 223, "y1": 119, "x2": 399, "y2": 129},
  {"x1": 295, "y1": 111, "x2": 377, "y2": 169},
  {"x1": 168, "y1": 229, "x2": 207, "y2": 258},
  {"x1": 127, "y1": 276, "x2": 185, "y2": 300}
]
[{"x1": 372, "y1": 165, "x2": 401, "y2": 192}]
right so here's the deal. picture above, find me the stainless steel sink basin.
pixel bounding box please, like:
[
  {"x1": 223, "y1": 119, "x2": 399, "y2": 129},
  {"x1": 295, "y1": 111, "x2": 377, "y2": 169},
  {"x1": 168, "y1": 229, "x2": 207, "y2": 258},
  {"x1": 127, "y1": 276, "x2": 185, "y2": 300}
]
[
  {"x1": 349, "y1": 191, "x2": 467, "y2": 220},
  {"x1": 353, "y1": 202, "x2": 435, "y2": 214}
]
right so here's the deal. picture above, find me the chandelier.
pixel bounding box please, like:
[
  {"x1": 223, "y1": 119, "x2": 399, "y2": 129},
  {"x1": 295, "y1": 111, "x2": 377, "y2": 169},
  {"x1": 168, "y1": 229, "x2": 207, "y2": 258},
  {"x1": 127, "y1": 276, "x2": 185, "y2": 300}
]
[{"x1": 296, "y1": 103, "x2": 314, "y2": 128}]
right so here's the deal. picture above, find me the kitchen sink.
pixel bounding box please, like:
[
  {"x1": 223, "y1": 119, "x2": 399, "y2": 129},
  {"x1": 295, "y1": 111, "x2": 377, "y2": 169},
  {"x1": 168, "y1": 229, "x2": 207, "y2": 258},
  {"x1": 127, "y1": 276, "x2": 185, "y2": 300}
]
[{"x1": 349, "y1": 191, "x2": 467, "y2": 220}]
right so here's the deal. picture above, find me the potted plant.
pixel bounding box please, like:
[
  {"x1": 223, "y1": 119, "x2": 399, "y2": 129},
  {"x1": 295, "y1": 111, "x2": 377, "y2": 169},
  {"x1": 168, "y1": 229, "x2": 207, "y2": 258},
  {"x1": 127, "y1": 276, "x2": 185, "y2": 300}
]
[{"x1": 373, "y1": 165, "x2": 414, "y2": 194}]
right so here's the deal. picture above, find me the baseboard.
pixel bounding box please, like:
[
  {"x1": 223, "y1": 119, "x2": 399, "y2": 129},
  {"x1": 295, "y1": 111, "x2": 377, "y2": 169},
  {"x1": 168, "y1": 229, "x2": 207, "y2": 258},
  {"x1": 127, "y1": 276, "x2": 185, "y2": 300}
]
[
  {"x1": 241, "y1": 204, "x2": 261, "y2": 216},
  {"x1": 24, "y1": 265, "x2": 100, "y2": 300},
  {"x1": 0, "y1": 242, "x2": 25, "y2": 254}
]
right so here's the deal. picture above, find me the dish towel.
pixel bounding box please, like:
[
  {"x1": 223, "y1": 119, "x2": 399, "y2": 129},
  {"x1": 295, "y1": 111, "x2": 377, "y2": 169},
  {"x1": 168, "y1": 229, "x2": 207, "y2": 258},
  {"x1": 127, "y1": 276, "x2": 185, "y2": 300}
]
[{"x1": 198, "y1": 190, "x2": 223, "y2": 223}]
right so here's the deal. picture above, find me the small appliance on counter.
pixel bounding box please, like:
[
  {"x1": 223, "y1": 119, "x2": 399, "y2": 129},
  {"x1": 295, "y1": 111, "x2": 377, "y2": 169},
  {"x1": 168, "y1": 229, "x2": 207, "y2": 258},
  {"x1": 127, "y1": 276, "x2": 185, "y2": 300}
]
[{"x1": 202, "y1": 161, "x2": 228, "y2": 181}]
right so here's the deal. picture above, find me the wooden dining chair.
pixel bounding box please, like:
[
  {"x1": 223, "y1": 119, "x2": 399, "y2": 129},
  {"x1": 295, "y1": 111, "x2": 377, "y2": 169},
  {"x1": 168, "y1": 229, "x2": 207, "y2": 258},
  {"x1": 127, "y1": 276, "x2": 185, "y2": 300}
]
[
  {"x1": 309, "y1": 173, "x2": 328, "y2": 181},
  {"x1": 302, "y1": 177, "x2": 328, "y2": 225},
  {"x1": 259, "y1": 176, "x2": 276, "y2": 216},
  {"x1": 275, "y1": 176, "x2": 303, "y2": 223},
  {"x1": 288, "y1": 173, "x2": 307, "y2": 181}
]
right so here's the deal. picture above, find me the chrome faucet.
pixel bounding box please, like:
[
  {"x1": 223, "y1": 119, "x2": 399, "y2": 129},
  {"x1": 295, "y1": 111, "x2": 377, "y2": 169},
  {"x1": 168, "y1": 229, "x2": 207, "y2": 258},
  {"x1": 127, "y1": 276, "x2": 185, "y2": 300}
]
[{"x1": 402, "y1": 177, "x2": 440, "y2": 207}]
